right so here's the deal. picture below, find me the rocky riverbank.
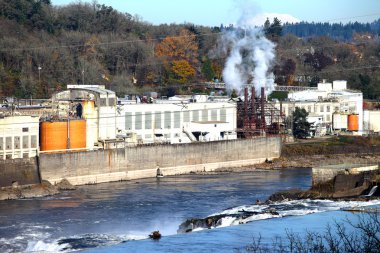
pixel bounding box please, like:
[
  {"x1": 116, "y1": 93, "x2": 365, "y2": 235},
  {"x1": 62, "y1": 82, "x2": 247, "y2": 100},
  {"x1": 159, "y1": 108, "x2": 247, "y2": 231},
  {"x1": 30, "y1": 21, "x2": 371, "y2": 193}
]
[{"x1": 0, "y1": 179, "x2": 75, "y2": 201}]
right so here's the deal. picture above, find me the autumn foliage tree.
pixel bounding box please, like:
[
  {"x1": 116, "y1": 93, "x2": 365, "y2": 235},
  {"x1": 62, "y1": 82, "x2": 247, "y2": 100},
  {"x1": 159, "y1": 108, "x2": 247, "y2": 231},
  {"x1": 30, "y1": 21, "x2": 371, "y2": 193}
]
[{"x1": 155, "y1": 29, "x2": 198, "y2": 84}]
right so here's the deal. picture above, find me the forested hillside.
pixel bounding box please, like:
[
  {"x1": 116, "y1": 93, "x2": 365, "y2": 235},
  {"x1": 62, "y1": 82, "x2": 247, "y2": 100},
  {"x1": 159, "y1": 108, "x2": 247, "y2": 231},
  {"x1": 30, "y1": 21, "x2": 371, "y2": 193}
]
[
  {"x1": 283, "y1": 20, "x2": 380, "y2": 41},
  {"x1": 0, "y1": 0, "x2": 379, "y2": 99}
]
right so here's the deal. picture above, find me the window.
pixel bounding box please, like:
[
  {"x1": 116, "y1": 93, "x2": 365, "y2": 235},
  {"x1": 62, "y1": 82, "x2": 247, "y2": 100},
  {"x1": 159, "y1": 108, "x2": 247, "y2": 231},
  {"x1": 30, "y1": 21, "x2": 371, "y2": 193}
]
[
  {"x1": 22, "y1": 127, "x2": 29, "y2": 132},
  {"x1": 202, "y1": 109, "x2": 208, "y2": 121},
  {"x1": 0, "y1": 137, "x2": 3, "y2": 150},
  {"x1": 125, "y1": 112, "x2": 133, "y2": 130},
  {"x1": 164, "y1": 111, "x2": 171, "y2": 129},
  {"x1": 5, "y1": 136, "x2": 12, "y2": 149},
  {"x1": 307, "y1": 106, "x2": 311, "y2": 112},
  {"x1": 326, "y1": 105, "x2": 330, "y2": 112},
  {"x1": 220, "y1": 109, "x2": 227, "y2": 122},
  {"x1": 31, "y1": 136, "x2": 37, "y2": 148},
  {"x1": 145, "y1": 112, "x2": 152, "y2": 129},
  {"x1": 320, "y1": 105, "x2": 324, "y2": 112},
  {"x1": 154, "y1": 112, "x2": 162, "y2": 129},
  {"x1": 135, "y1": 112, "x2": 142, "y2": 130},
  {"x1": 192, "y1": 110, "x2": 199, "y2": 122},
  {"x1": 174, "y1": 111, "x2": 180, "y2": 128},
  {"x1": 326, "y1": 115, "x2": 331, "y2": 122},
  {"x1": 14, "y1": 137, "x2": 20, "y2": 149},
  {"x1": 100, "y1": 98, "x2": 107, "y2": 106},
  {"x1": 211, "y1": 109, "x2": 217, "y2": 121},
  {"x1": 22, "y1": 136, "x2": 29, "y2": 149},
  {"x1": 183, "y1": 111, "x2": 190, "y2": 122},
  {"x1": 108, "y1": 97, "x2": 116, "y2": 106}
]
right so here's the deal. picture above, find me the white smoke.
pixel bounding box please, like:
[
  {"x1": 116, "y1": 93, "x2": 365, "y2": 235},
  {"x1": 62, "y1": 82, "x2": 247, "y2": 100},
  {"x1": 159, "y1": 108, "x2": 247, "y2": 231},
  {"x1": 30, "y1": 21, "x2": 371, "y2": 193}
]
[{"x1": 222, "y1": 0, "x2": 276, "y2": 95}]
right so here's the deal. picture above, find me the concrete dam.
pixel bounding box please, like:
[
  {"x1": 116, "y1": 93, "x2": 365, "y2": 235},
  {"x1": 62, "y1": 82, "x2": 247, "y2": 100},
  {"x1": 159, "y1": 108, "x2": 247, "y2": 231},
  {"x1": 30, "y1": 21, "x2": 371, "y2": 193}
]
[{"x1": 0, "y1": 137, "x2": 281, "y2": 187}]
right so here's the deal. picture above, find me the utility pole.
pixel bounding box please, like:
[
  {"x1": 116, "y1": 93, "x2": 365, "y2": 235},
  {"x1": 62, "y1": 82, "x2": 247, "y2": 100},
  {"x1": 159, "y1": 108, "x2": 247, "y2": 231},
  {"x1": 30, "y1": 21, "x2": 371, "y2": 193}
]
[{"x1": 38, "y1": 66, "x2": 42, "y2": 85}]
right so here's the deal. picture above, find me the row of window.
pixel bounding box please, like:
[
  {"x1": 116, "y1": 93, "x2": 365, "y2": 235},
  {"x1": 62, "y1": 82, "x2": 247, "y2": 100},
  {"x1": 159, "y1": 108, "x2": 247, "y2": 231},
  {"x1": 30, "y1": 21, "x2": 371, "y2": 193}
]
[
  {"x1": 100, "y1": 97, "x2": 116, "y2": 107},
  {"x1": 0, "y1": 135, "x2": 38, "y2": 150},
  {"x1": 125, "y1": 109, "x2": 227, "y2": 130}
]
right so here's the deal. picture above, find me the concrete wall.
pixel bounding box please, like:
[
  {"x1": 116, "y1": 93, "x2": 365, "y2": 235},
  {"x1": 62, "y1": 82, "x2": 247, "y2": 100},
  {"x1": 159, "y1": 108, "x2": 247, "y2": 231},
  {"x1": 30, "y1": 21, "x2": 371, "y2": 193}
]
[
  {"x1": 312, "y1": 164, "x2": 379, "y2": 186},
  {"x1": 39, "y1": 137, "x2": 281, "y2": 185},
  {"x1": 0, "y1": 158, "x2": 40, "y2": 187}
]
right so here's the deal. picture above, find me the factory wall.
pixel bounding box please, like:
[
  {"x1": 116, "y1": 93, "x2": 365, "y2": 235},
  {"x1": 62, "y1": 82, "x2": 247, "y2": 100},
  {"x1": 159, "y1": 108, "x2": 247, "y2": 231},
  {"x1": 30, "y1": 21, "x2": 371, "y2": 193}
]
[
  {"x1": 0, "y1": 158, "x2": 40, "y2": 187},
  {"x1": 39, "y1": 137, "x2": 281, "y2": 185}
]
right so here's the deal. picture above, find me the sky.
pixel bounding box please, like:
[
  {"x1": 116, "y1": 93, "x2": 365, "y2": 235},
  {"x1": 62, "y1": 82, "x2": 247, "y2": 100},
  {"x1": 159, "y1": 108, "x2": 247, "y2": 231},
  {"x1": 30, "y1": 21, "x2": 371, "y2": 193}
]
[{"x1": 51, "y1": 0, "x2": 380, "y2": 27}]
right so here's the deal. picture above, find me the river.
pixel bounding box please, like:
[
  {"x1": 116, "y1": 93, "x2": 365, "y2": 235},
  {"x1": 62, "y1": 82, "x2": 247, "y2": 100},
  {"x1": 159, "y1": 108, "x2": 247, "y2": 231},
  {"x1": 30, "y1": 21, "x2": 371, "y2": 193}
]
[{"x1": 0, "y1": 168, "x2": 379, "y2": 252}]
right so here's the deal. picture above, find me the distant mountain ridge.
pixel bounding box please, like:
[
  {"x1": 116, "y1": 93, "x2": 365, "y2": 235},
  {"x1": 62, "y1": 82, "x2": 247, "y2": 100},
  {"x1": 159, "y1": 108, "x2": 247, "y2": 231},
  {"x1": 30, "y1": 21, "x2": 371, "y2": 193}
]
[{"x1": 283, "y1": 19, "x2": 380, "y2": 41}]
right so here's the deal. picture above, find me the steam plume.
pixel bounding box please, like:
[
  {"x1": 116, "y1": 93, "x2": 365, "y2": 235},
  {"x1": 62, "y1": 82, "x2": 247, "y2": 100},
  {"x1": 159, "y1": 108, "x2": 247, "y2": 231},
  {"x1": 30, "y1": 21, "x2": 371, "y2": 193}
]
[{"x1": 222, "y1": 1, "x2": 276, "y2": 95}]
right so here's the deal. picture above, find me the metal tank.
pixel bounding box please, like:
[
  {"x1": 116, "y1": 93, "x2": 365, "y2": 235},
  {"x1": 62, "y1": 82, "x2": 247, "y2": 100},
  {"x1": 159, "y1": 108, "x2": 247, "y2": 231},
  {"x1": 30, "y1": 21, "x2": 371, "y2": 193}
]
[
  {"x1": 40, "y1": 119, "x2": 86, "y2": 151},
  {"x1": 347, "y1": 114, "x2": 359, "y2": 131},
  {"x1": 69, "y1": 119, "x2": 87, "y2": 149}
]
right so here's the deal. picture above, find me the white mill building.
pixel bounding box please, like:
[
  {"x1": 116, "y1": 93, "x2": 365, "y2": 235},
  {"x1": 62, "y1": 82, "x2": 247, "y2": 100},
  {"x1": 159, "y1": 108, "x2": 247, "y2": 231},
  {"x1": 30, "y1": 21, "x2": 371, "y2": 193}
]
[
  {"x1": 273, "y1": 80, "x2": 363, "y2": 136},
  {"x1": 116, "y1": 95, "x2": 237, "y2": 144}
]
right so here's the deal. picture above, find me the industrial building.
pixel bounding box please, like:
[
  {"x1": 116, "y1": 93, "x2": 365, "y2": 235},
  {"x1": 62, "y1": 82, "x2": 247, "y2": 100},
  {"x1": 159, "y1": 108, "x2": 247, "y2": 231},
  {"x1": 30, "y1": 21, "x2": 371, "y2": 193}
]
[
  {"x1": 116, "y1": 95, "x2": 237, "y2": 144},
  {"x1": 273, "y1": 80, "x2": 364, "y2": 136},
  {"x1": 37, "y1": 85, "x2": 237, "y2": 152},
  {"x1": 0, "y1": 115, "x2": 39, "y2": 160}
]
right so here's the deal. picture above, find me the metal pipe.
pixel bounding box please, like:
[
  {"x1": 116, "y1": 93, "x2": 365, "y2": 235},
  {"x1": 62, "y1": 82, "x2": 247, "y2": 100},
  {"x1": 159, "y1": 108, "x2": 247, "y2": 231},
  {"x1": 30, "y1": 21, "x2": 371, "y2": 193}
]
[
  {"x1": 251, "y1": 86, "x2": 255, "y2": 129},
  {"x1": 244, "y1": 87, "x2": 248, "y2": 128},
  {"x1": 261, "y1": 87, "x2": 265, "y2": 130}
]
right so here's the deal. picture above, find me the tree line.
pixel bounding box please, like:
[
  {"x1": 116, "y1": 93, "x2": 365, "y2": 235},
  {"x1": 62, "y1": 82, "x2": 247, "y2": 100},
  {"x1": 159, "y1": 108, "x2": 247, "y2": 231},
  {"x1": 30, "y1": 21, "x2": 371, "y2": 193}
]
[{"x1": 0, "y1": 0, "x2": 379, "y2": 100}]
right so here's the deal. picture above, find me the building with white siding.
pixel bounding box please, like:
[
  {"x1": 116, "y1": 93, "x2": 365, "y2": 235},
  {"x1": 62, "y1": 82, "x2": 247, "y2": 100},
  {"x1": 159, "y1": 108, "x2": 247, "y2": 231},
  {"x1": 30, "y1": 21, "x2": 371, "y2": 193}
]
[
  {"x1": 116, "y1": 98, "x2": 237, "y2": 144},
  {"x1": 273, "y1": 80, "x2": 363, "y2": 135},
  {"x1": 0, "y1": 115, "x2": 39, "y2": 159}
]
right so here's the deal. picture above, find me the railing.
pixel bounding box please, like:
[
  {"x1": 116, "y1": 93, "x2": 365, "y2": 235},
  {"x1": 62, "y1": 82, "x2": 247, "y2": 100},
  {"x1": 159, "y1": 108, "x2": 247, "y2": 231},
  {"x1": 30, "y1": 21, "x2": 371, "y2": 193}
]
[{"x1": 274, "y1": 86, "x2": 318, "y2": 92}]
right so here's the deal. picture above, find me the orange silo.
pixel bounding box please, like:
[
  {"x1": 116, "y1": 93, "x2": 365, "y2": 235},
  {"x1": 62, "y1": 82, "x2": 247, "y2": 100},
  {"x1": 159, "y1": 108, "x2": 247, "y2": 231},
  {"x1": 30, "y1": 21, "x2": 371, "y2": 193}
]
[
  {"x1": 40, "y1": 119, "x2": 86, "y2": 152},
  {"x1": 40, "y1": 121, "x2": 68, "y2": 151},
  {"x1": 347, "y1": 114, "x2": 359, "y2": 131},
  {"x1": 69, "y1": 119, "x2": 86, "y2": 149}
]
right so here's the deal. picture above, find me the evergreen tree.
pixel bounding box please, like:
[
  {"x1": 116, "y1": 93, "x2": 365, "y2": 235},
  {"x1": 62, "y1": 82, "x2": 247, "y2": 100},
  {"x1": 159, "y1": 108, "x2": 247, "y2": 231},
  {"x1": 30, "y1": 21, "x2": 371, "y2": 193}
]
[
  {"x1": 201, "y1": 57, "x2": 215, "y2": 81},
  {"x1": 292, "y1": 107, "x2": 311, "y2": 139}
]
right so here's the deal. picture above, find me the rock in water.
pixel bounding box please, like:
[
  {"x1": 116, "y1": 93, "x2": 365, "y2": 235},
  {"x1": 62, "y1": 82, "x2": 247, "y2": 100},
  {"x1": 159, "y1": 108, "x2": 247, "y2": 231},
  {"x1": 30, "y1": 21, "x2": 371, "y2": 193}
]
[{"x1": 149, "y1": 231, "x2": 161, "y2": 240}]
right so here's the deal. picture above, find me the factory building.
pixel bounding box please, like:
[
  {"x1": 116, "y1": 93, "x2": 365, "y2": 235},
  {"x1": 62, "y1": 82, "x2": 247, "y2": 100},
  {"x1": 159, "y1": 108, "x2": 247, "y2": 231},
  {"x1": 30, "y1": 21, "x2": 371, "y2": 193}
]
[
  {"x1": 46, "y1": 85, "x2": 237, "y2": 149},
  {"x1": 45, "y1": 85, "x2": 117, "y2": 151},
  {"x1": 116, "y1": 95, "x2": 237, "y2": 144},
  {"x1": 0, "y1": 115, "x2": 39, "y2": 160},
  {"x1": 274, "y1": 80, "x2": 363, "y2": 136}
]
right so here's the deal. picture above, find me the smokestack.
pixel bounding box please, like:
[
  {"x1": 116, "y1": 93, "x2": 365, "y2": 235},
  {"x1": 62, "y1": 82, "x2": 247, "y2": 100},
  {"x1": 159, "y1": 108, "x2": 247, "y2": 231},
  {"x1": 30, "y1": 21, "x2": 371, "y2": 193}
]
[
  {"x1": 244, "y1": 87, "x2": 248, "y2": 128},
  {"x1": 251, "y1": 86, "x2": 255, "y2": 128},
  {"x1": 261, "y1": 87, "x2": 265, "y2": 130}
]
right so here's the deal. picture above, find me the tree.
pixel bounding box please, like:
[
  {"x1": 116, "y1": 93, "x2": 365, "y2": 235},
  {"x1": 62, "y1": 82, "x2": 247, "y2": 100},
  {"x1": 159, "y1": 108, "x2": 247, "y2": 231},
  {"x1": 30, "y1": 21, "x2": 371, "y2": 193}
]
[
  {"x1": 155, "y1": 29, "x2": 198, "y2": 63},
  {"x1": 155, "y1": 29, "x2": 199, "y2": 84},
  {"x1": 201, "y1": 57, "x2": 215, "y2": 81},
  {"x1": 292, "y1": 107, "x2": 311, "y2": 139},
  {"x1": 264, "y1": 17, "x2": 283, "y2": 41},
  {"x1": 304, "y1": 51, "x2": 333, "y2": 71},
  {"x1": 170, "y1": 60, "x2": 196, "y2": 84}
]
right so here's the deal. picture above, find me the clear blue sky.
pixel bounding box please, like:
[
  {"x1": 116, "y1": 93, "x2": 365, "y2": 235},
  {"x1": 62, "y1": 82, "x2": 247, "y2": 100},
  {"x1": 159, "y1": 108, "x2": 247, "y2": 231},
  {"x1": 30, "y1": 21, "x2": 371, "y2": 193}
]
[{"x1": 51, "y1": 0, "x2": 380, "y2": 27}]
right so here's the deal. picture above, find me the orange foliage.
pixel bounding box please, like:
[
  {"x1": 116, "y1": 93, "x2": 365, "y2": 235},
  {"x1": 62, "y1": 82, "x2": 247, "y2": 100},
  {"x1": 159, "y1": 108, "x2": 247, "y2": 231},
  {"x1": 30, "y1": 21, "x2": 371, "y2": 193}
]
[
  {"x1": 155, "y1": 29, "x2": 198, "y2": 64},
  {"x1": 171, "y1": 60, "x2": 196, "y2": 84}
]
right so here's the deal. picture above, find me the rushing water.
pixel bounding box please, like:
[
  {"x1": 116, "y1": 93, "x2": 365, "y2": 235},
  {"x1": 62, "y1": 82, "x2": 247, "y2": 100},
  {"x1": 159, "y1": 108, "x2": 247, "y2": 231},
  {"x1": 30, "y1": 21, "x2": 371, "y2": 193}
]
[{"x1": 0, "y1": 168, "x2": 379, "y2": 253}]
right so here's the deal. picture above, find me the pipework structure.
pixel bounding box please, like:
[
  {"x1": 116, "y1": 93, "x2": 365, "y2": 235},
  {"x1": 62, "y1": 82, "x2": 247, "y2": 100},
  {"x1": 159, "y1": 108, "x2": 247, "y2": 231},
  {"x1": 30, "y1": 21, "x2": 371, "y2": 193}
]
[{"x1": 236, "y1": 86, "x2": 285, "y2": 138}]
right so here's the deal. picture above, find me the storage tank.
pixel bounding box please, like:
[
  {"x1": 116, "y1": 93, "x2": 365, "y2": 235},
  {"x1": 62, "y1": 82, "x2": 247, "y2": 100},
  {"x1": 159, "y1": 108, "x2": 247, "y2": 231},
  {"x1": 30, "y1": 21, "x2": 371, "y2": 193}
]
[
  {"x1": 69, "y1": 119, "x2": 87, "y2": 149},
  {"x1": 40, "y1": 119, "x2": 86, "y2": 151},
  {"x1": 347, "y1": 114, "x2": 359, "y2": 131},
  {"x1": 332, "y1": 113, "x2": 348, "y2": 130},
  {"x1": 40, "y1": 121, "x2": 68, "y2": 151}
]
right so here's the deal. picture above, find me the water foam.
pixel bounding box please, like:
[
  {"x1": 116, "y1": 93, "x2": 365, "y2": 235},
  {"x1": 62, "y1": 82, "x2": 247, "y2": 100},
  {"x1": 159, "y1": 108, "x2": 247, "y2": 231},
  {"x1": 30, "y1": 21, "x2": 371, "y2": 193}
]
[{"x1": 197, "y1": 199, "x2": 380, "y2": 231}]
